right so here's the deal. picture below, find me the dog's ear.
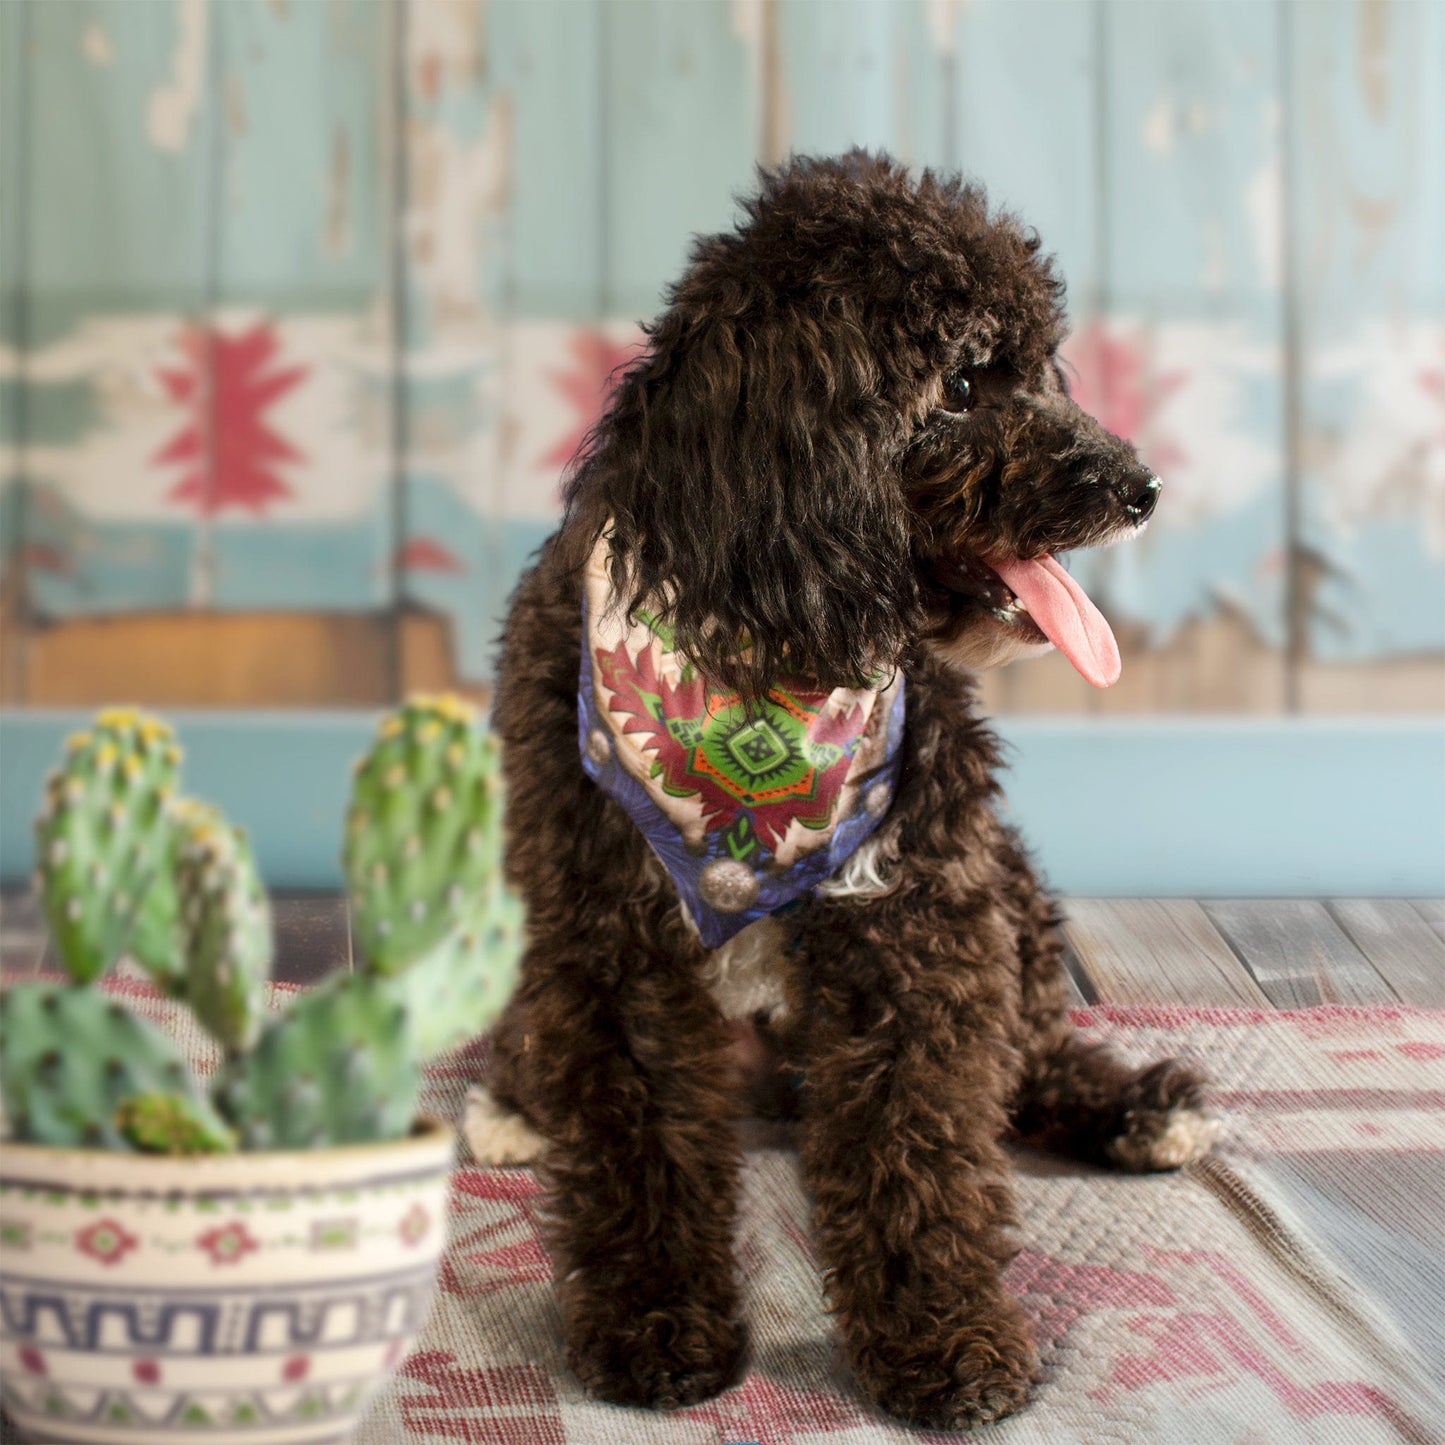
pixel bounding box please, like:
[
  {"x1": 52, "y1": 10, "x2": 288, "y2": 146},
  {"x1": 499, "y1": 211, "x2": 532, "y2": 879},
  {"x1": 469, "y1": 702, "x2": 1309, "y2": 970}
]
[{"x1": 569, "y1": 287, "x2": 919, "y2": 699}]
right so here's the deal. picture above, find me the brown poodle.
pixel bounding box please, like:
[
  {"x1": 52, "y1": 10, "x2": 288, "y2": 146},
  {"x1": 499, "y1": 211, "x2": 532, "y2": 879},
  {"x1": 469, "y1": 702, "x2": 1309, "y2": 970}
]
[{"x1": 468, "y1": 152, "x2": 1219, "y2": 1431}]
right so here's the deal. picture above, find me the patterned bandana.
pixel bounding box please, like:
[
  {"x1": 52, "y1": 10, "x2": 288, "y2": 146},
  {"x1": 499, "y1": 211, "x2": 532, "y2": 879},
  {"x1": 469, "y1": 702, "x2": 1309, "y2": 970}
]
[{"x1": 578, "y1": 537, "x2": 906, "y2": 947}]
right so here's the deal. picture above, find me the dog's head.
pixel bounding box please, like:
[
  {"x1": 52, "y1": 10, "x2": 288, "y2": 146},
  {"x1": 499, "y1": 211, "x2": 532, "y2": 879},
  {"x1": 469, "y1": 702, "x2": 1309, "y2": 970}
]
[{"x1": 567, "y1": 151, "x2": 1158, "y2": 697}]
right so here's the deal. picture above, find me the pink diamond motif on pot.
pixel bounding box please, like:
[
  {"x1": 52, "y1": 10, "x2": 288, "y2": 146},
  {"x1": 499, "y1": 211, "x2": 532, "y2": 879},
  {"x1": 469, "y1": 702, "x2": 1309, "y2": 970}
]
[
  {"x1": 283, "y1": 1354, "x2": 310, "y2": 1383},
  {"x1": 75, "y1": 1218, "x2": 139, "y2": 1266},
  {"x1": 398, "y1": 1203, "x2": 431, "y2": 1247},
  {"x1": 196, "y1": 1220, "x2": 259, "y2": 1266},
  {"x1": 132, "y1": 1358, "x2": 161, "y2": 1385},
  {"x1": 18, "y1": 1345, "x2": 46, "y2": 1376}
]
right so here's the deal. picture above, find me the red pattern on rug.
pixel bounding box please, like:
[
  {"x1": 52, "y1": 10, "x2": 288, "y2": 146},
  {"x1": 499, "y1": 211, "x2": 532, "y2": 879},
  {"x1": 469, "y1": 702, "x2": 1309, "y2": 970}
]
[{"x1": 51, "y1": 981, "x2": 1445, "y2": 1443}]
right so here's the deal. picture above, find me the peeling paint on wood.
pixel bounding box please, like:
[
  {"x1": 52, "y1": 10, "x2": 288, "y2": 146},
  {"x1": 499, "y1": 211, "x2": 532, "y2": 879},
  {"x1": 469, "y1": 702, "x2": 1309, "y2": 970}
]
[{"x1": 0, "y1": 0, "x2": 1440, "y2": 708}]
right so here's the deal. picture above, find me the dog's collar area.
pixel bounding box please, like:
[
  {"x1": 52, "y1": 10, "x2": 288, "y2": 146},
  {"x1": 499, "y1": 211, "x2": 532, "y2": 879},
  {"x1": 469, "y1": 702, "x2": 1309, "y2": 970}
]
[{"x1": 577, "y1": 535, "x2": 907, "y2": 947}]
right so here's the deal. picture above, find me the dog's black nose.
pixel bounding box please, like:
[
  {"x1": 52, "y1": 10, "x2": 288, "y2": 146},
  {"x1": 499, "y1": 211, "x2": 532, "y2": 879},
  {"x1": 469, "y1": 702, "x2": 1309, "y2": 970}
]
[{"x1": 1120, "y1": 473, "x2": 1161, "y2": 521}]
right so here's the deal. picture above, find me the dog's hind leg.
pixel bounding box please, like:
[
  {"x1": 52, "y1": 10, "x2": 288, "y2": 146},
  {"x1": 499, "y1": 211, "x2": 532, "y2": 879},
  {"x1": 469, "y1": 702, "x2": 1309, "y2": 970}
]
[
  {"x1": 1002, "y1": 838, "x2": 1220, "y2": 1171},
  {"x1": 462, "y1": 995, "x2": 547, "y2": 1166}
]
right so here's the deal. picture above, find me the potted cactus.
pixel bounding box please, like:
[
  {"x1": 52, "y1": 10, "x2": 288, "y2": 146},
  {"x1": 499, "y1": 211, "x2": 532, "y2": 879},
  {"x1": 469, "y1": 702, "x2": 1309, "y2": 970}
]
[{"x1": 0, "y1": 698, "x2": 522, "y2": 1445}]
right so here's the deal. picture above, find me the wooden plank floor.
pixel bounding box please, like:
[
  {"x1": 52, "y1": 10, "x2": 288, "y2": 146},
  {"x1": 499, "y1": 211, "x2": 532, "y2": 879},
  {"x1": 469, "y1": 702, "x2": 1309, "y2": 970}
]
[{"x1": 3, "y1": 889, "x2": 1443, "y2": 1007}]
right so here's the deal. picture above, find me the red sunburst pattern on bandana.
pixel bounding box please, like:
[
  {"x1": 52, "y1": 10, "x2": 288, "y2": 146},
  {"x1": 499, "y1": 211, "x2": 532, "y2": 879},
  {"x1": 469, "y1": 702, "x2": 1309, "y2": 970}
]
[{"x1": 595, "y1": 639, "x2": 865, "y2": 854}]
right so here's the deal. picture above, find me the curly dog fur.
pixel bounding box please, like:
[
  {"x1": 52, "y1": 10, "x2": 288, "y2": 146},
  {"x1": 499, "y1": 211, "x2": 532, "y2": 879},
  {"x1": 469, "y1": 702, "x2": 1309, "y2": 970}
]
[{"x1": 477, "y1": 153, "x2": 1217, "y2": 1429}]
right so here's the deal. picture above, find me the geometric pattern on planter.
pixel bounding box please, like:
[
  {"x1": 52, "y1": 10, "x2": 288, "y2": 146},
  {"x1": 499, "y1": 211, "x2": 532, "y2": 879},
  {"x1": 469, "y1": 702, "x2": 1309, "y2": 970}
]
[
  {"x1": 0, "y1": 1267, "x2": 438, "y2": 1356},
  {"x1": 3, "y1": 1370, "x2": 366, "y2": 1438}
]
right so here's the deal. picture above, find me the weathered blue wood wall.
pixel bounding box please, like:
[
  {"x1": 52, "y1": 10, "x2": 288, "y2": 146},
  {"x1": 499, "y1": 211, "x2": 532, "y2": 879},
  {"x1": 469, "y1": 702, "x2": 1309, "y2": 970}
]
[{"x1": 1, "y1": 0, "x2": 1440, "y2": 713}]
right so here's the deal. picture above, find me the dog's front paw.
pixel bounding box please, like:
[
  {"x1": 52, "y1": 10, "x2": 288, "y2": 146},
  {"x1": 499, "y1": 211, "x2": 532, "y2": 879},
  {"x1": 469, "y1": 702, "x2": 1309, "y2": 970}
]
[
  {"x1": 1106, "y1": 1058, "x2": 1221, "y2": 1172},
  {"x1": 565, "y1": 1294, "x2": 745, "y2": 1410},
  {"x1": 851, "y1": 1294, "x2": 1038, "y2": 1430}
]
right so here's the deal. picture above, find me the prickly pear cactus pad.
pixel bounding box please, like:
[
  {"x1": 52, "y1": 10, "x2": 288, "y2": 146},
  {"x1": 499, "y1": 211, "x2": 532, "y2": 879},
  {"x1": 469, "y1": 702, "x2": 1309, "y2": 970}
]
[
  {"x1": 379, "y1": 877, "x2": 526, "y2": 1059},
  {"x1": 126, "y1": 802, "x2": 206, "y2": 999},
  {"x1": 34, "y1": 709, "x2": 182, "y2": 984},
  {"x1": 174, "y1": 803, "x2": 273, "y2": 1055},
  {"x1": 345, "y1": 693, "x2": 505, "y2": 975},
  {"x1": 215, "y1": 973, "x2": 421, "y2": 1149},
  {"x1": 0, "y1": 983, "x2": 232, "y2": 1151}
]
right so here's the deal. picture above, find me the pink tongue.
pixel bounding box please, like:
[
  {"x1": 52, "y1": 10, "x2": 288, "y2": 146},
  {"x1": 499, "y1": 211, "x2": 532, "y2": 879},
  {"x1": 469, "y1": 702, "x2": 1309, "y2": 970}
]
[{"x1": 990, "y1": 555, "x2": 1122, "y2": 688}]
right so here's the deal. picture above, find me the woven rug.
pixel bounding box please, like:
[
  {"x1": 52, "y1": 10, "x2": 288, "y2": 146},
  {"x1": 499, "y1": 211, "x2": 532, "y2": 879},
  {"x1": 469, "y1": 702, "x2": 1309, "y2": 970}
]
[{"x1": 57, "y1": 985, "x2": 1445, "y2": 1442}]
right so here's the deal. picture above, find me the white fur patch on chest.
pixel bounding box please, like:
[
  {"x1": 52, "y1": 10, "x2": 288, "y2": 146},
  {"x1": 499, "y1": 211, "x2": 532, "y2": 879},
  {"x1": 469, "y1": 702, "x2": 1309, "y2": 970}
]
[
  {"x1": 705, "y1": 914, "x2": 791, "y2": 1022},
  {"x1": 699, "y1": 832, "x2": 898, "y2": 1022}
]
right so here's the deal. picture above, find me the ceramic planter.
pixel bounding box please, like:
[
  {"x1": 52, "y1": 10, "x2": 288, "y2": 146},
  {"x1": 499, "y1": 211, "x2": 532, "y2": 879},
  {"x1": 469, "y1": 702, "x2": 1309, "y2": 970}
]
[{"x1": 0, "y1": 1120, "x2": 454, "y2": 1444}]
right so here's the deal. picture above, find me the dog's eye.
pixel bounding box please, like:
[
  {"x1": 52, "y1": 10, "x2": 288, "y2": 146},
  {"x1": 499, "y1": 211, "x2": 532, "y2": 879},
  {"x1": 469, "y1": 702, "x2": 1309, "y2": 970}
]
[{"x1": 940, "y1": 370, "x2": 974, "y2": 414}]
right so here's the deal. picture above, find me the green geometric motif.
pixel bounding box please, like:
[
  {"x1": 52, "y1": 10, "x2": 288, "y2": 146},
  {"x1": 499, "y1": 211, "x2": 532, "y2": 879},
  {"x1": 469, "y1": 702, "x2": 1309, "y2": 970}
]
[
  {"x1": 692, "y1": 701, "x2": 830, "y2": 800},
  {"x1": 723, "y1": 717, "x2": 792, "y2": 781}
]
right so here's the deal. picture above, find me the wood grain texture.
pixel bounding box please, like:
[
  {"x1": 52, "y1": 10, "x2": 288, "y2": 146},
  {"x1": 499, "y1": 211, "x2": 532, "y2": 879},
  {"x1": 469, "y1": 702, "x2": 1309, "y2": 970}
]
[
  {"x1": 1, "y1": 0, "x2": 1440, "y2": 713},
  {"x1": 1415, "y1": 898, "x2": 1445, "y2": 944},
  {"x1": 603, "y1": 0, "x2": 755, "y2": 321},
  {"x1": 1061, "y1": 899, "x2": 1269, "y2": 1007},
  {"x1": 1328, "y1": 899, "x2": 1445, "y2": 1006},
  {"x1": 207, "y1": 0, "x2": 394, "y2": 616},
  {"x1": 1058, "y1": 938, "x2": 1094, "y2": 1009},
  {"x1": 1095, "y1": 0, "x2": 1286, "y2": 719},
  {"x1": 1202, "y1": 899, "x2": 1396, "y2": 1007},
  {"x1": 1287, "y1": 0, "x2": 1445, "y2": 694},
  {"x1": 20, "y1": 609, "x2": 403, "y2": 706},
  {"x1": 7, "y1": 0, "x2": 214, "y2": 681}
]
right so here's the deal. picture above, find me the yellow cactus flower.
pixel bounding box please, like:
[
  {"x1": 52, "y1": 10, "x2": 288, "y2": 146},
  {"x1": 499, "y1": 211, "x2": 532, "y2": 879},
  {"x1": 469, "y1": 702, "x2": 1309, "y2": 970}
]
[{"x1": 433, "y1": 692, "x2": 476, "y2": 723}]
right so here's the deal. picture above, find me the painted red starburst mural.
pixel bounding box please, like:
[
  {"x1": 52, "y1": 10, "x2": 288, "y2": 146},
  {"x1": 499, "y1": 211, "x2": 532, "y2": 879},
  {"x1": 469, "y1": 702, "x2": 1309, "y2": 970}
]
[
  {"x1": 1062, "y1": 320, "x2": 1188, "y2": 472},
  {"x1": 1419, "y1": 349, "x2": 1445, "y2": 447},
  {"x1": 154, "y1": 320, "x2": 308, "y2": 515},
  {"x1": 539, "y1": 329, "x2": 643, "y2": 469},
  {"x1": 396, "y1": 536, "x2": 466, "y2": 575}
]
